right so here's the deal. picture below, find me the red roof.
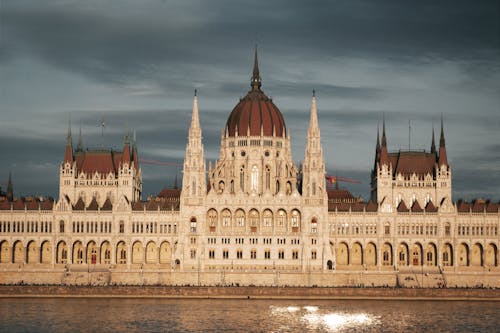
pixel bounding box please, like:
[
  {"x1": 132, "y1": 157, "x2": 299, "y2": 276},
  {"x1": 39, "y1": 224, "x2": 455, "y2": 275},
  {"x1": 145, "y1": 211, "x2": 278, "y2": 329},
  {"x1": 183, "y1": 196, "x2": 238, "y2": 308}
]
[
  {"x1": 157, "y1": 188, "x2": 181, "y2": 199},
  {"x1": 101, "y1": 198, "x2": 113, "y2": 211},
  {"x1": 389, "y1": 151, "x2": 436, "y2": 176},
  {"x1": 411, "y1": 200, "x2": 423, "y2": 212},
  {"x1": 226, "y1": 89, "x2": 285, "y2": 137},
  {"x1": 397, "y1": 200, "x2": 409, "y2": 212},
  {"x1": 73, "y1": 197, "x2": 85, "y2": 210},
  {"x1": 74, "y1": 150, "x2": 123, "y2": 176},
  {"x1": 327, "y1": 189, "x2": 356, "y2": 203},
  {"x1": 425, "y1": 200, "x2": 437, "y2": 212},
  {"x1": 87, "y1": 197, "x2": 99, "y2": 210}
]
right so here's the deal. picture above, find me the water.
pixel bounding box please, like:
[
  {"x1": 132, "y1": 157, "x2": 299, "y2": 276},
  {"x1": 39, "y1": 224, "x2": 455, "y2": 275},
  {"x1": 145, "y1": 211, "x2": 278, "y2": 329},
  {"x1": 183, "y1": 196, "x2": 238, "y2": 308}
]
[{"x1": 0, "y1": 298, "x2": 498, "y2": 332}]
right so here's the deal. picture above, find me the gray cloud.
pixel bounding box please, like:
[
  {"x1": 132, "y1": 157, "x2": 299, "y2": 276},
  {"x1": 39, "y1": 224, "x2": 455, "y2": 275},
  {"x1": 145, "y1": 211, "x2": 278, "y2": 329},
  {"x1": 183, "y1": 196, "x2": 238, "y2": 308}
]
[{"x1": 0, "y1": 0, "x2": 499, "y2": 201}]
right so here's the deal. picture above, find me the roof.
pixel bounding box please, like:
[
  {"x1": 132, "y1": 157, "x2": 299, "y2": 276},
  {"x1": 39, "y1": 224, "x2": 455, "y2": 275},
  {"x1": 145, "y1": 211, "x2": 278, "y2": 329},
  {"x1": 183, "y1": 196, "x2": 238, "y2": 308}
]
[
  {"x1": 0, "y1": 197, "x2": 54, "y2": 211},
  {"x1": 327, "y1": 189, "x2": 356, "y2": 203},
  {"x1": 226, "y1": 90, "x2": 285, "y2": 137},
  {"x1": 388, "y1": 151, "x2": 437, "y2": 176},
  {"x1": 74, "y1": 150, "x2": 123, "y2": 176}
]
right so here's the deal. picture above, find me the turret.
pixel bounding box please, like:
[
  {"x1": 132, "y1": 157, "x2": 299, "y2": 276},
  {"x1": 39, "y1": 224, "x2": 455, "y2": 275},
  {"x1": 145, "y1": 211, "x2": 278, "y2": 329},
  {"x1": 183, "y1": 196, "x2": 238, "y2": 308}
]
[{"x1": 64, "y1": 120, "x2": 73, "y2": 164}]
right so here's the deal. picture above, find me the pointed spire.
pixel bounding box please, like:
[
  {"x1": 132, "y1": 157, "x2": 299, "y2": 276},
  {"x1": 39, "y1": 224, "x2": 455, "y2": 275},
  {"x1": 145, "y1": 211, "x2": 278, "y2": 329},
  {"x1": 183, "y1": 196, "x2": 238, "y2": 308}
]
[
  {"x1": 6, "y1": 172, "x2": 13, "y2": 202},
  {"x1": 380, "y1": 114, "x2": 389, "y2": 166},
  {"x1": 251, "y1": 45, "x2": 262, "y2": 91},
  {"x1": 132, "y1": 129, "x2": 139, "y2": 166},
  {"x1": 438, "y1": 114, "x2": 448, "y2": 166},
  {"x1": 64, "y1": 117, "x2": 74, "y2": 163},
  {"x1": 122, "y1": 129, "x2": 131, "y2": 164},
  {"x1": 431, "y1": 125, "x2": 436, "y2": 155},
  {"x1": 190, "y1": 89, "x2": 200, "y2": 130},
  {"x1": 376, "y1": 123, "x2": 380, "y2": 153},
  {"x1": 173, "y1": 174, "x2": 178, "y2": 189},
  {"x1": 76, "y1": 124, "x2": 83, "y2": 151},
  {"x1": 308, "y1": 89, "x2": 319, "y2": 136}
]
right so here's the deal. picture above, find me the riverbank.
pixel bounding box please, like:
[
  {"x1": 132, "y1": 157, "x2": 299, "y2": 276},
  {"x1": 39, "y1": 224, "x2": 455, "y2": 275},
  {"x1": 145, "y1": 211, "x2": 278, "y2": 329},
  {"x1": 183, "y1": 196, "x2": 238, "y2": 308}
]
[{"x1": 1, "y1": 285, "x2": 499, "y2": 301}]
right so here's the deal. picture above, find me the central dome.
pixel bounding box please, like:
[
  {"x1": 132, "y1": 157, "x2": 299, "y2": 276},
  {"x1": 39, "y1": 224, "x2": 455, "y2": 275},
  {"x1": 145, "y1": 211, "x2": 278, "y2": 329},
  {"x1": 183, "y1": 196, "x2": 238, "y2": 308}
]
[{"x1": 225, "y1": 49, "x2": 286, "y2": 137}]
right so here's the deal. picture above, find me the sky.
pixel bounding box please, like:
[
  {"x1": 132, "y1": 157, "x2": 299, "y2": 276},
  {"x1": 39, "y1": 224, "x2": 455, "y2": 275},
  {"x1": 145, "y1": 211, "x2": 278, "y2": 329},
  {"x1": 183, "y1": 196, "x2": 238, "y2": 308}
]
[{"x1": 0, "y1": 0, "x2": 499, "y2": 201}]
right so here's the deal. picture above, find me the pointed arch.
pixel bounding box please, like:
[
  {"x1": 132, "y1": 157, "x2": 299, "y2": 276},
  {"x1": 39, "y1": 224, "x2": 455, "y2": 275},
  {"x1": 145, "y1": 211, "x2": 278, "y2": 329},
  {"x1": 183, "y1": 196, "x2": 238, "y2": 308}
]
[
  {"x1": 382, "y1": 242, "x2": 393, "y2": 266},
  {"x1": 27, "y1": 240, "x2": 39, "y2": 264},
  {"x1": 72, "y1": 241, "x2": 84, "y2": 264},
  {"x1": 398, "y1": 242, "x2": 409, "y2": 266},
  {"x1": 146, "y1": 241, "x2": 158, "y2": 264},
  {"x1": 0, "y1": 240, "x2": 11, "y2": 263},
  {"x1": 351, "y1": 242, "x2": 363, "y2": 266},
  {"x1": 365, "y1": 242, "x2": 377, "y2": 266},
  {"x1": 485, "y1": 243, "x2": 498, "y2": 267},
  {"x1": 41, "y1": 240, "x2": 52, "y2": 264},
  {"x1": 458, "y1": 243, "x2": 469, "y2": 266},
  {"x1": 425, "y1": 243, "x2": 437, "y2": 266},
  {"x1": 87, "y1": 241, "x2": 98, "y2": 264},
  {"x1": 442, "y1": 243, "x2": 453, "y2": 267},
  {"x1": 336, "y1": 242, "x2": 349, "y2": 266},
  {"x1": 132, "y1": 241, "x2": 144, "y2": 264},
  {"x1": 101, "y1": 241, "x2": 111, "y2": 264},
  {"x1": 56, "y1": 240, "x2": 68, "y2": 264},
  {"x1": 471, "y1": 243, "x2": 483, "y2": 267},
  {"x1": 159, "y1": 241, "x2": 171, "y2": 265},
  {"x1": 116, "y1": 241, "x2": 127, "y2": 265},
  {"x1": 411, "y1": 243, "x2": 423, "y2": 266}
]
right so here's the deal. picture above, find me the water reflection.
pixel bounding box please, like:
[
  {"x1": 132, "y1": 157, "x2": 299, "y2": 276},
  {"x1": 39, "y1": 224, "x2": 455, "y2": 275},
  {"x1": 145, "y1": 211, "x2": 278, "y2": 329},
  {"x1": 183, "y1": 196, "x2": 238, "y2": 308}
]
[
  {"x1": 0, "y1": 298, "x2": 498, "y2": 332},
  {"x1": 271, "y1": 305, "x2": 380, "y2": 332}
]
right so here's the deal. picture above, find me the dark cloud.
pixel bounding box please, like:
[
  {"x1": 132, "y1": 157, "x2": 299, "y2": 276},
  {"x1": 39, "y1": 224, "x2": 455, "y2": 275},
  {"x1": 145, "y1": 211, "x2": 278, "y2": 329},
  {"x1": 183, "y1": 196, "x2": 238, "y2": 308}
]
[{"x1": 0, "y1": 0, "x2": 499, "y2": 200}]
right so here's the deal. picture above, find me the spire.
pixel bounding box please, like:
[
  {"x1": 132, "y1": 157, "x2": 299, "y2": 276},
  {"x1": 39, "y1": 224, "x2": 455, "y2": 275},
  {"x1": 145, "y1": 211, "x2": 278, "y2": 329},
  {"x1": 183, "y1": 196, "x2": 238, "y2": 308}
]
[
  {"x1": 190, "y1": 89, "x2": 200, "y2": 130},
  {"x1": 431, "y1": 125, "x2": 436, "y2": 155},
  {"x1": 64, "y1": 117, "x2": 73, "y2": 163},
  {"x1": 438, "y1": 114, "x2": 448, "y2": 166},
  {"x1": 376, "y1": 123, "x2": 381, "y2": 153},
  {"x1": 132, "y1": 129, "x2": 139, "y2": 166},
  {"x1": 307, "y1": 90, "x2": 319, "y2": 136},
  {"x1": 122, "y1": 130, "x2": 131, "y2": 164},
  {"x1": 76, "y1": 124, "x2": 83, "y2": 152},
  {"x1": 251, "y1": 45, "x2": 262, "y2": 91},
  {"x1": 6, "y1": 172, "x2": 13, "y2": 202},
  {"x1": 380, "y1": 115, "x2": 389, "y2": 165}
]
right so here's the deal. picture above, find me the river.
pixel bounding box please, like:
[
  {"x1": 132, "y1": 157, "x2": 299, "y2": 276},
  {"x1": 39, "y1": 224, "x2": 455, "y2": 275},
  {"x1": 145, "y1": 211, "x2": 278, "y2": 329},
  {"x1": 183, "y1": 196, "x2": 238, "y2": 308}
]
[{"x1": 0, "y1": 298, "x2": 498, "y2": 332}]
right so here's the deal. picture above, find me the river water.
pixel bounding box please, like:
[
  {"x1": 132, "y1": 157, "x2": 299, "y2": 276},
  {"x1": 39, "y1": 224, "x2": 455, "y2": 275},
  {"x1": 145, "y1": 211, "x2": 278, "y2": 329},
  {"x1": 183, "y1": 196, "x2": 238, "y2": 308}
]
[{"x1": 0, "y1": 298, "x2": 498, "y2": 332}]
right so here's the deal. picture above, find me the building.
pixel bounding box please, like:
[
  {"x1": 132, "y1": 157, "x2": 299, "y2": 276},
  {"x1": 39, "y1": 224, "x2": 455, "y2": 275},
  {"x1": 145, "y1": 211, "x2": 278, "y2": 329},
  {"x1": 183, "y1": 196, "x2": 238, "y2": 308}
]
[{"x1": 0, "y1": 50, "x2": 499, "y2": 287}]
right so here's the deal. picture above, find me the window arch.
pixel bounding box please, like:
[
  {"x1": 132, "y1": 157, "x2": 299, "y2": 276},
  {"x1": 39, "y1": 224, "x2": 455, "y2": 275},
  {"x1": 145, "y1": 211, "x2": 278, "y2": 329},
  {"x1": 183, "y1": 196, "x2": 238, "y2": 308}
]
[
  {"x1": 235, "y1": 209, "x2": 245, "y2": 227},
  {"x1": 251, "y1": 165, "x2": 258, "y2": 192},
  {"x1": 207, "y1": 209, "x2": 217, "y2": 232},
  {"x1": 190, "y1": 217, "x2": 197, "y2": 233},
  {"x1": 291, "y1": 210, "x2": 301, "y2": 229},
  {"x1": 276, "y1": 209, "x2": 286, "y2": 227},
  {"x1": 311, "y1": 218, "x2": 318, "y2": 233},
  {"x1": 240, "y1": 166, "x2": 245, "y2": 191},
  {"x1": 263, "y1": 209, "x2": 273, "y2": 227},
  {"x1": 222, "y1": 209, "x2": 231, "y2": 227},
  {"x1": 249, "y1": 209, "x2": 259, "y2": 228},
  {"x1": 59, "y1": 220, "x2": 65, "y2": 233},
  {"x1": 265, "y1": 166, "x2": 271, "y2": 190}
]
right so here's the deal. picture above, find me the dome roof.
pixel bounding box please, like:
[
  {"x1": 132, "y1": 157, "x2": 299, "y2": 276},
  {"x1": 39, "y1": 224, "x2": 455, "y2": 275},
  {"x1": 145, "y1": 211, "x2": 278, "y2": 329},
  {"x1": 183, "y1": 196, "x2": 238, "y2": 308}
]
[{"x1": 225, "y1": 48, "x2": 286, "y2": 138}]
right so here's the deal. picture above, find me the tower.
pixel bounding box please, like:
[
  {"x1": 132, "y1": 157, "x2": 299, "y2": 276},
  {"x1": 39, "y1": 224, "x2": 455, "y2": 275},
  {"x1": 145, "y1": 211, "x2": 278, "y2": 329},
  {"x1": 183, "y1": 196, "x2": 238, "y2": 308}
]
[
  {"x1": 181, "y1": 90, "x2": 207, "y2": 206},
  {"x1": 436, "y1": 115, "x2": 451, "y2": 202},
  {"x1": 302, "y1": 90, "x2": 327, "y2": 205}
]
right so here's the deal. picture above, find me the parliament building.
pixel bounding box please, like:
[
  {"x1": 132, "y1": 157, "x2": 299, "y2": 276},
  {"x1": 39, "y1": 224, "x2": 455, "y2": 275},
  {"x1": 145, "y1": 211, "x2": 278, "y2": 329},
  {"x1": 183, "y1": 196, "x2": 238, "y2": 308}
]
[{"x1": 1, "y1": 50, "x2": 499, "y2": 287}]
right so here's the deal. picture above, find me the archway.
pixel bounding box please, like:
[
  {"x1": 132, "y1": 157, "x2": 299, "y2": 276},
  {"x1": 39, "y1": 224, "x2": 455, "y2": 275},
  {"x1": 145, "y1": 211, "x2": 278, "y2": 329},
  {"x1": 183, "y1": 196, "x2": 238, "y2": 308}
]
[
  {"x1": 458, "y1": 243, "x2": 469, "y2": 266},
  {"x1": 146, "y1": 241, "x2": 158, "y2": 264},
  {"x1": 365, "y1": 242, "x2": 377, "y2": 266},
  {"x1": 425, "y1": 243, "x2": 437, "y2": 266},
  {"x1": 56, "y1": 241, "x2": 68, "y2": 264},
  {"x1": 101, "y1": 241, "x2": 111, "y2": 264},
  {"x1": 351, "y1": 242, "x2": 363, "y2": 265},
  {"x1": 382, "y1": 243, "x2": 393, "y2": 266},
  {"x1": 73, "y1": 241, "x2": 84, "y2": 264},
  {"x1": 159, "y1": 241, "x2": 171, "y2": 265},
  {"x1": 336, "y1": 242, "x2": 349, "y2": 266},
  {"x1": 41, "y1": 241, "x2": 52, "y2": 264},
  {"x1": 0, "y1": 241, "x2": 10, "y2": 263},
  {"x1": 327, "y1": 260, "x2": 333, "y2": 270},
  {"x1": 27, "y1": 241, "x2": 39, "y2": 264},
  {"x1": 398, "y1": 243, "x2": 409, "y2": 266},
  {"x1": 116, "y1": 241, "x2": 127, "y2": 265},
  {"x1": 485, "y1": 243, "x2": 498, "y2": 267},
  {"x1": 471, "y1": 243, "x2": 483, "y2": 267},
  {"x1": 87, "y1": 241, "x2": 98, "y2": 265},
  {"x1": 442, "y1": 243, "x2": 453, "y2": 267},
  {"x1": 411, "y1": 243, "x2": 423, "y2": 266},
  {"x1": 132, "y1": 241, "x2": 144, "y2": 264}
]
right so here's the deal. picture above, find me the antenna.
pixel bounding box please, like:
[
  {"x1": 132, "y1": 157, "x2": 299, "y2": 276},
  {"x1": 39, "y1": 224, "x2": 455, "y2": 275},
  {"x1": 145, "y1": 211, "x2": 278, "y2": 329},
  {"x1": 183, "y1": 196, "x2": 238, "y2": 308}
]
[
  {"x1": 101, "y1": 117, "x2": 106, "y2": 137},
  {"x1": 408, "y1": 120, "x2": 411, "y2": 150}
]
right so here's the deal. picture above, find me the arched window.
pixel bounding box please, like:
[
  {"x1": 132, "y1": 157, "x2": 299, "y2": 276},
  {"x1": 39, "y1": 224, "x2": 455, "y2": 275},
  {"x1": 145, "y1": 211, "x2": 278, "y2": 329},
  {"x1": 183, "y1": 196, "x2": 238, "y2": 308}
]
[
  {"x1": 277, "y1": 210, "x2": 286, "y2": 227},
  {"x1": 190, "y1": 217, "x2": 197, "y2": 233},
  {"x1": 249, "y1": 210, "x2": 259, "y2": 227},
  {"x1": 222, "y1": 209, "x2": 231, "y2": 227},
  {"x1": 291, "y1": 210, "x2": 300, "y2": 228},
  {"x1": 311, "y1": 218, "x2": 318, "y2": 233},
  {"x1": 59, "y1": 220, "x2": 65, "y2": 233},
  {"x1": 312, "y1": 180, "x2": 316, "y2": 196},
  {"x1": 240, "y1": 166, "x2": 245, "y2": 191},
  {"x1": 276, "y1": 180, "x2": 280, "y2": 194},
  {"x1": 192, "y1": 178, "x2": 196, "y2": 196},
  {"x1": 265, "y1": 166, "x2": 271, "y2": 190},
  {"x1": 235, "y1": 209, "x2": 245, "y2": 227},
  {"x1": 119, "y1": 221, "x2": 124, "y2": 233},
  {"x1": 251, "y1": 165, "x2": 258, "y2": 192},
  {"x1": 230, "y1": 180, "x2": 234, "y2": 193},
  {"x1": 263, "y1": 210, "x2": 273, "y2": 227}
]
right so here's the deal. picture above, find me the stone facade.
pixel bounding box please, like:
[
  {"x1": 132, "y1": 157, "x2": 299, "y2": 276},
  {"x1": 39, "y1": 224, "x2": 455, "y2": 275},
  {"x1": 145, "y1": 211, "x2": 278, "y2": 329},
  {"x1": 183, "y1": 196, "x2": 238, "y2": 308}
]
[{"x1": 0, "y1": 50, "x2": 499, "y2": 287}]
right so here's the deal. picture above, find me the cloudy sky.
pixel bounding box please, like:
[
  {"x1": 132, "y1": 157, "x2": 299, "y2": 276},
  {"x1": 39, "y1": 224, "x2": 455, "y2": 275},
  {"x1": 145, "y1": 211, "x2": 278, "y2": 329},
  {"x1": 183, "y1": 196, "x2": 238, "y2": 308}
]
[{"x1": 1, "y1": 0, "x2": 499, "y2": 201}]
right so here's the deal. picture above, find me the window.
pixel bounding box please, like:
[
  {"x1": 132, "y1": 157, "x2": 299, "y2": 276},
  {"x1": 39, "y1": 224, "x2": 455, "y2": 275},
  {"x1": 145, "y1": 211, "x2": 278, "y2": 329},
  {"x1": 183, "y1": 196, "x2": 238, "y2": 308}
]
[
  {"x1": 292, "y1": 250, "x2": 299, "y2": 260},
  {"x1": 291, "y1": 210, "x2": 300, "y2": 228},
  {"x1": 209, "y1": 250, "x2": 215, "y2": 259},
  {"x1": 207, "y1": 209, "x2": 217, "y2": 228},
  {"x1": 263, "y1": 210, "x2": 273, "y2": 227},
  {"x1": 311, "y1": 218, "x2": 317, "y2": 233},
  {"x1": 223, "y1": 250, "x2": 229, "y2": 259},
  {"x1": 235, "y1": 210, "x2": 245, "y2": 227},
  {"x1": 237, "y1": 250, "x2": 243, "y2": 259},
  {"x1": 59, "y1": 220, "x2": 65, "y2": 233},
  {"x1": 222, "y1": 210, "x2": 231, "y2": 227},
  {"x1": 264, "y1": 250, "x2": 271, "y2": 259},
  {"x1": 311, "y1": 251, "x2": 317, "y2": 260},
  {"x1": 278, "y1": 250, "x2": 285, "y2": 259},
  {"x1": 384, "y1": 223, "x2": 390, "y2": 235},
  {"x1": 190, "y1": 249, "x2": 196, "y2": 259},
  {"x1": 251, "y1": 249, "x2": 257, "y2": 259},
  {"x1": 251, "y1": 165, "x2": 258, "y2": 192},
  {"x1": 190, "y1": 217, "x2": 197, "y2": 233},
  {"x1": 444, "y1": 223, "x2": 451, "y2": 236},
  {"x1": 249, "y1": 210, "x2": 259, "y2": 228},
  {"x1": 190, "y1": 237, "x2": 196, "y2": 245},
  {"x1": 240, "y1": 167, "x2": 245, "y2": 191},
  {"x1": 119, "y1": 221, "x2": 124, "y2": 233},
  {"x1": 265, "y1": 166, "x2": 271, "y2": 190}
]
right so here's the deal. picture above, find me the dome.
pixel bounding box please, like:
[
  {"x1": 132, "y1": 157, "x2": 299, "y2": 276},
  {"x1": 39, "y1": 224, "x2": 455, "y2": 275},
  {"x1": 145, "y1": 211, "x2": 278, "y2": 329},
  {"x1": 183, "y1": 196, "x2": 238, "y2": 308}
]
[{"x1": 225, "y1": 48, "x2": 286, "y2": 137}]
